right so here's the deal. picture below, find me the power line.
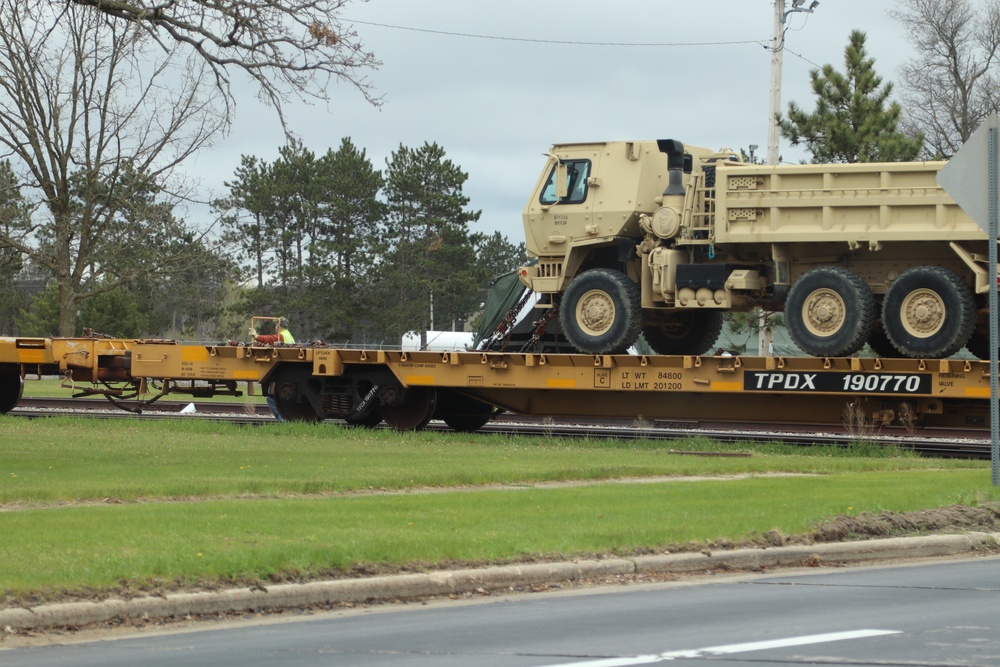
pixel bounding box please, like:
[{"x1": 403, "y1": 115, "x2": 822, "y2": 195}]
[
  {"x1": 346, "y1": 18, "x2": 766, "y2": 48},
  {"x1": 783, "y1": 46, "x2": 821, "y2": 68},
  {"x1": 766, "y1": 11, "x2": 821, "y2": 67}
]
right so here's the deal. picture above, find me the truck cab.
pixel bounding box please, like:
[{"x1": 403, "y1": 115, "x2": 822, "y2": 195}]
[{"x1": 518, "y1": 139, "x2": 743, "y2": 355}]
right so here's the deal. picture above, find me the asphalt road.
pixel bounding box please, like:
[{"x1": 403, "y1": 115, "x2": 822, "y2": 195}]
[{"x1": 4, "y1": 556, "x2": 1000, "y2": 666}]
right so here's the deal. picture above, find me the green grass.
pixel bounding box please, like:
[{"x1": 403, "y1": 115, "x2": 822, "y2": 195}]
[
  {"x1": 0, "y1": 418, "x2": 971, "y2": 504},
  {"x1": 1, "y1": 471, "x2": 991, "y2": 595},
  {"x1": 0, "y1": 416, "x2": 996, "y2": 601}
]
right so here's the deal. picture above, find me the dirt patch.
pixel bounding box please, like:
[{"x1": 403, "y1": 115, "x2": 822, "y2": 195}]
[{"x1": 807, "y1": 503, "x2": 1000, "y2": 544}]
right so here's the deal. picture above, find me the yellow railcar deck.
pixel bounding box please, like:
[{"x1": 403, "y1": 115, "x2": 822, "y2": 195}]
[{"x1": 0, "y1": 337, "x2": 992, "y2": 431}]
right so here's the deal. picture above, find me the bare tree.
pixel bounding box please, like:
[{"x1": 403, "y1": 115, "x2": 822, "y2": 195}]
[
  {"x1": 69, "y1": 0, "x2": 383, "y2": 124},
  {"x1": 0, "y1": 0, "x2": 229, "y2": 335},
  {"x1": 890, "y1": 0, "x2": 1000, "y2": 158}
]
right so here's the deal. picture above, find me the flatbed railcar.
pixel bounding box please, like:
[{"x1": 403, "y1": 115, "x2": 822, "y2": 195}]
[{"x1": 0, "y1": 336, "x2": 993, "y2": 433}]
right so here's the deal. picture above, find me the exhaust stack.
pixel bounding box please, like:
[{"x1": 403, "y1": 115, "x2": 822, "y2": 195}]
[{"x1": 656, "y1": 139, "x2": 686, "y2": 197}]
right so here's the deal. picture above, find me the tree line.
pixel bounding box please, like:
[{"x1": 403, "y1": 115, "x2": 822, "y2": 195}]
[
  {"x1": 0, "y1": 137, "x2": 525, "y2": 345},
  {"x1": 213, "y1": 138, "x2": 524, "y2": 346}
]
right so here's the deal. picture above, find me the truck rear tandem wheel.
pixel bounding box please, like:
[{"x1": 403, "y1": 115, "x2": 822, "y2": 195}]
[
  {"x1": 866, "y1": 320, "x2": 900, "y2": 358},
  {"x1": 881, "y1": 266, "x2": 976, "y2": 359},
  {"x1": 786, "y1": 267, "x2": 876, "y2": 358}
]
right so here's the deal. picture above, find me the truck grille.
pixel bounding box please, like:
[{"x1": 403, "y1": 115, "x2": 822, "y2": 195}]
[{"x1": 537, "y1": 261, "x2": 563, "y2": 278}]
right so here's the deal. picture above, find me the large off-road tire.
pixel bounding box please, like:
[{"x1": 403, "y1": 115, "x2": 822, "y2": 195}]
[
  {"x1": 786, "y1": 267, "x2": 875, "y2": 358},
  {"x1": 866, "y1": 319, "x2": 900, "y2": 358},
  {"x1": 966, "y1": 332, "x2": 988, "y2": 360},
  {"x1": 966, "y1": 327, "x2": 993, "y2": 360},
  {"x1": 642, "y1": 311, "x2": 724, "y2": 356},
  {"x1": 559, "y1": 268, "x2": 642, "y2": 355},
  {"x1": 882, "y1": 266, "x2": 975, "y2": 359},
  {"x1": 963, "y1": 307, "x2": 995, "y2": 360}
]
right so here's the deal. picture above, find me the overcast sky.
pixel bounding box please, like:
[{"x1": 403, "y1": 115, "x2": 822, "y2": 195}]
[{"x1": 188, "y1": 0, "x2": 913, "y2": 243}]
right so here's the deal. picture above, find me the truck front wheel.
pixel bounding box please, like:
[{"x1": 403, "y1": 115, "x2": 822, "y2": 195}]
[
  {"x1": 559, "y1": 268, "x2": 642, "y2": 354},
  {"x1": 786, "y1": 267, "x2": 875, "y2": 358}
]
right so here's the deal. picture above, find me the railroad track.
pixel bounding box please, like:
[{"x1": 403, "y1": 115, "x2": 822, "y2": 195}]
[
  {"x1": 9, "y1": 397, "x2": 993, "y2": 459},
  {"x1": 11, "y1": 396, "x2": 272, "y2": 421}
]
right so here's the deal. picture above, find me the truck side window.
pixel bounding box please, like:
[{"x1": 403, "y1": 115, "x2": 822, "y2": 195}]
[{"x1": 540, "y1": 160, "x2": 591, "y2": 205}]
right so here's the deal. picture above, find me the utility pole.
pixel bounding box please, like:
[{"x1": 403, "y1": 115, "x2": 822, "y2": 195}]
[
  {"x1": 768, "y1": 0, "x2": 819, "y2": 167},
  {"x1": 767, "y1": 0, "x2": 785, "y2": 168},
  {"x1": 761, "y1": 1, "x2": 786, "y2": 356},
  {"x1": 762, "y1": 0, "x2": 818, "y2": 355}
]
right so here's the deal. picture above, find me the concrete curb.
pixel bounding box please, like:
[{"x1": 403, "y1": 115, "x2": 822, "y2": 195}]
[{"x1": 3, "y1": 532, "x2": 998, "y2": 631}]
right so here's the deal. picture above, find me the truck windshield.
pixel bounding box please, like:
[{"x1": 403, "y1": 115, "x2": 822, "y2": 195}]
[{"x1": 540, "y1": 159, "x2": 590, "y2": 205}]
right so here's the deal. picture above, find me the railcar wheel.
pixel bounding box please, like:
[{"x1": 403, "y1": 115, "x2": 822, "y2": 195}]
[
  {"x1": 882, "y1": 266, "x2": 975, "y2": 359},
  {"x1": 381, "y1": 387, "x2": 437, "y2": 431},
  {"x1": 559, "y1": 268, "x2": 642, "y2": 354},
  {"x1": 786, "y1": 267, "x2": 875, "y2": 357},
  {"x1": 268, "y1": 367, "x2": 322, "y2": 422},
  {"x1": 272, "y1": 395, "x2": 321, "y2": 422},
  {"x1": 345, "y1": 408, "x2": 382, "y2": 428},
  {"x1": 0, "y1": 371, "x2": 22, "y2": 415},
  {"x1": 642, "y1": 311, "x2": 724, "y2": 356},
  {"x1": 434, "y1": 389, "x2": 497, "y2": 433}
]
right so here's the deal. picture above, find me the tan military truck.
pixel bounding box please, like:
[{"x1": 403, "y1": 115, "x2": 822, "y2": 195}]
[{"x1": 517, "y1": 139, "x2": 991, "y2": 359}]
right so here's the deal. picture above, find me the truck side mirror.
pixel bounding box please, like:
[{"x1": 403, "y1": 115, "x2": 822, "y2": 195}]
[{"x1": 555, "y1": 162, "x2": 569, "y2": 200}]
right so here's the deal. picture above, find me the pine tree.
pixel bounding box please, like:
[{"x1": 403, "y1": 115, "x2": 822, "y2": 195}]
[
  {"x1": 376, "y1": 142, "x2": 482, "y2": 345},
  {"x1": 309, "y1": 138, "x2": 386, "y2": 341},
  {"x1": 778, "y1": 30, "x2": 923, "y2": 163},
  {"x1": 472, "y1": 231, "x2": 528, "y2": 286}
]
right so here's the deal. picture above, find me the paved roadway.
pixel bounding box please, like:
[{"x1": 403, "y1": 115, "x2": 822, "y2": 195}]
[{"x1": 4, "y1": 556, "x2": 999, "y2": 666}]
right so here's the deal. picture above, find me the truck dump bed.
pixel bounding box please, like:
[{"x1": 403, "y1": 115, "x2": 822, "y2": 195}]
[{"x1": 714, "y1": 161, "x2": 982, "y2": 244}]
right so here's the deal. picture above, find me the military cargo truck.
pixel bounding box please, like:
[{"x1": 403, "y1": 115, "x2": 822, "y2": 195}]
[{"x1": 517, "y1": 139, "x2": 991, "y2": 359}]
